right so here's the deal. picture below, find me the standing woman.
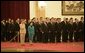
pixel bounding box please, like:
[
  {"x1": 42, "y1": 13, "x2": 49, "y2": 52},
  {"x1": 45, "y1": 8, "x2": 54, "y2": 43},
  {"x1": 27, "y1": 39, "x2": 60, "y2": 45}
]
[
  {"x1": 28, "y1": 22, "x2": 35, "y2": 44},
  {"x1": 19, "y1": 19, "x2": 26, "y2": 45}
]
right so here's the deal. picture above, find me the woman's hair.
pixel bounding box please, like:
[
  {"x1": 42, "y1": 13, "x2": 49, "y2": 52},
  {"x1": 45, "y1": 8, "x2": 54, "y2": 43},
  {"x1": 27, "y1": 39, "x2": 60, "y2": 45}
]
[{"x1": 30, "y1": 21, "x2": 33, "y2": 23}]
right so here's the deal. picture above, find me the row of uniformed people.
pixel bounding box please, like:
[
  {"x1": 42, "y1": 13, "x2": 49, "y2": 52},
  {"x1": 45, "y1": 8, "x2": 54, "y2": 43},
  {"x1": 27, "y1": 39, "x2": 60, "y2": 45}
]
[{"x1": 1, "y1": 17, "x2": 84, "y2": 43}]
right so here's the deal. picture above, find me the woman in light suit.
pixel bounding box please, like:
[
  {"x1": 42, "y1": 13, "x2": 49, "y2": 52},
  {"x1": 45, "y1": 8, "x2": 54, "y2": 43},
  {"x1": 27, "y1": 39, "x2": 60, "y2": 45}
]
[
  {"x1": 20, "y1": 19, "x2": 26, "y2": 45},
  {"x1": 28, "y1": 22, "x2": 35, "y2": 44}
]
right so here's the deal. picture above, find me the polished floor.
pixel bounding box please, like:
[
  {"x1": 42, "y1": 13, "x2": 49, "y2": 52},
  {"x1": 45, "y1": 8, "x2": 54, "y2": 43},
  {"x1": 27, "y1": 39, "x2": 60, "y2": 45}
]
[{"x1": 1, "y1": 42, "x2": 84, "y2": 52}]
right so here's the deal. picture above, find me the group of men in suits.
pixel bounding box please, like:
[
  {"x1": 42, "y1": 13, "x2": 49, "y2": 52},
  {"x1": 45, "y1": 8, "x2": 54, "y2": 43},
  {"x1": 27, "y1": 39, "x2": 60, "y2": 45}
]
[
  {"x1": 1, "y1": 18, "x2": 20, "y2": 42},
  {"x1": 1, "y1": 17, "x2": 84, "y2": 43},
  {"x1": 32, "y1": 17, "x2": 84, "y2": 43}
]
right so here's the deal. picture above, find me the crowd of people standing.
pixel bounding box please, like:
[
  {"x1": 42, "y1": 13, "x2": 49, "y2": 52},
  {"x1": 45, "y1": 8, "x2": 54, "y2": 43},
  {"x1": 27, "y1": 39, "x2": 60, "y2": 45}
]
[{"x1": 1, "y1": 17, "x2": 84, "y2": 44}]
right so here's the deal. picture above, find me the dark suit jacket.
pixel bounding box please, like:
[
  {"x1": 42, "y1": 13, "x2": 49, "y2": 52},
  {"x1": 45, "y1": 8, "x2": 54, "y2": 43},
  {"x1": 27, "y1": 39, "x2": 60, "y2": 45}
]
[
  {"x1": 14, "y1": 22, "x2": 20, "y2": 32},
  {"x1": 55, "y1": 22, "x2": 62, "y2": 33},
  {"x1": 61, "y1": 21, "x2": 69, "y2": 32}
]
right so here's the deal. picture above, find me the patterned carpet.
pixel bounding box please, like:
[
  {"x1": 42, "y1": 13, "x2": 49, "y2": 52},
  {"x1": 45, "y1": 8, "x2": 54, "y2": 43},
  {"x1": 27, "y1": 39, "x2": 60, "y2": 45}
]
[{"x1": 1, "y1": 42, "x2": 84, "y2": 52}]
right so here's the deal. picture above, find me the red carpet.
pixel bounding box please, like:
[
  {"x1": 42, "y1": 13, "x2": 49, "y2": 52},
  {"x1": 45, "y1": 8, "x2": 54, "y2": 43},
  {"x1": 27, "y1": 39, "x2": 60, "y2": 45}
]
[{"x1": 1, "y1": 42, "x2": 84, "y2": 52}]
